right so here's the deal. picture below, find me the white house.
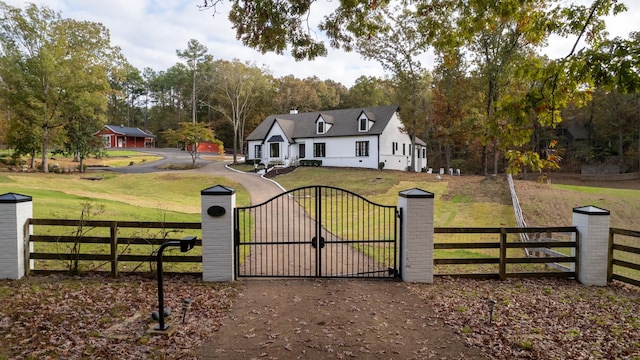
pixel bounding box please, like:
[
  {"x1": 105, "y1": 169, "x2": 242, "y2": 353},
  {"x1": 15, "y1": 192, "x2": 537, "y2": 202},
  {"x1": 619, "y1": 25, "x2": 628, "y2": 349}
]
[{"x1": 246, "y1": 105, "x2": 427, "y2": 171}]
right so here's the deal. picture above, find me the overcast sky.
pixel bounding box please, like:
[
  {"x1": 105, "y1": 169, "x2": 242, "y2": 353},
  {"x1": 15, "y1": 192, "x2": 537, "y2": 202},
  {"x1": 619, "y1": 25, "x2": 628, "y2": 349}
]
[{"x1": 4, "y1": 1, "x2": 639, "y2": 87}]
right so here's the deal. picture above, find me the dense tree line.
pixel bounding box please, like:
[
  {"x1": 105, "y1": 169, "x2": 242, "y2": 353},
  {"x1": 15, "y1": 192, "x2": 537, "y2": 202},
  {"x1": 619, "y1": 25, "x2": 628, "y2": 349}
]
[{"x1": 1, "y1": 1, "x2": 639, "y2": 175}]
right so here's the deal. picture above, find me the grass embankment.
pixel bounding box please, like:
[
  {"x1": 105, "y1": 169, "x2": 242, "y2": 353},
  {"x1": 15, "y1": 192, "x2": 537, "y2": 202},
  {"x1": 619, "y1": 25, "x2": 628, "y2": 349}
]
[
  {"x1": 0, "y1": 172, "x2": 249, "y2": 219},
  {"x1": 273, "y1": 167, "x2": 515, "y2": 227},
  {"x1": 515, "y1": 179, "x2": 640, "y2": 280},
  {"x1": 0, "y1": 170, "x2": 250, "y2": 273}
]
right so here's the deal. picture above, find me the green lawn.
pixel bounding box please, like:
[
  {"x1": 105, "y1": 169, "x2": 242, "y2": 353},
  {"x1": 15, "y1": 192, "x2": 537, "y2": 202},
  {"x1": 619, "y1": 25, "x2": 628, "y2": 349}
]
[
  {"x1": 274, "y1": 167, "x2": 515, "y2": 228},
  {"x1": 0, "y1": 172, "x2": 250, "y2": 219}
]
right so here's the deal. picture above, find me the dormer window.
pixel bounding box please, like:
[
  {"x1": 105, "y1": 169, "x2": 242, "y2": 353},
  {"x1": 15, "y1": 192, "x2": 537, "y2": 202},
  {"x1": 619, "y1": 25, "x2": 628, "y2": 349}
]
[
  {"x1": 316, "y1": 114, "x2": 333, "y2": 134},
  {"x1": 359, "y1": 117, "x2": 368, "y2": 131},
  {"x1": 358, "y1": 112, "x2": 371, "y2": 132}
]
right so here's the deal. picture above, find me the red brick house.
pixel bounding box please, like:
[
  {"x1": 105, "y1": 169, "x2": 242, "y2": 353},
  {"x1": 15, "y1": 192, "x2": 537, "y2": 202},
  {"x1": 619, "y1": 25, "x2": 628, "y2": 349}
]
[{"x1": 95, "y1": 125, "x2": 155, "y2": 149}]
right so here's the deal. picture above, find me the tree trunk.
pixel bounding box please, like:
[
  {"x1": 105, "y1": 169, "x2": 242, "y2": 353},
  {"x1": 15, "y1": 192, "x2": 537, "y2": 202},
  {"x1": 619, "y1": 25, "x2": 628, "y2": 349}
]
[
  {"x1": 444, "y1": 143, "x2": 452, "y2": 170},
  {"x1": 41, "y1": 131, "x2": 50, "y2": 173},
  {"x1": 232, "y1": 131, "x2": 238, "y2": 164},
  {"x1": 29, "y1": 151, "x2": 36, "y2": 169},
  {"x1": 493, "y1": 142, "x2": 499, "y2": 175},
  {"x1": 409, "y1": 134, "x2": 416, "y2": 172}
]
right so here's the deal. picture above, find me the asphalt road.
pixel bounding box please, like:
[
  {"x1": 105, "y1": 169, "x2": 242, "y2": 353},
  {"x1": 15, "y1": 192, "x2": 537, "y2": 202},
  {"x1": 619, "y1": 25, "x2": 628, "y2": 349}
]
[{"x1": 106, "y1": 148, "x2": 209, "y2": 174}]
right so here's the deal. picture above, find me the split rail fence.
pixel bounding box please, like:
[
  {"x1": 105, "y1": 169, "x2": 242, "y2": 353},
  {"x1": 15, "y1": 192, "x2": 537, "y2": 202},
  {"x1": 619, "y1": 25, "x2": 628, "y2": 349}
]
[
  {"x1": 23, "y1": 218, "x2": 639, "y2": 287},
  {"x1": 434, "y1": 226, "x2": 578, "y2": 280},
  {"x1": 26, "y1": 219, "x2": 202, "y2": 276},
  {"x1": 609, "y1": 228, "x2": 640, "y2": 287}
]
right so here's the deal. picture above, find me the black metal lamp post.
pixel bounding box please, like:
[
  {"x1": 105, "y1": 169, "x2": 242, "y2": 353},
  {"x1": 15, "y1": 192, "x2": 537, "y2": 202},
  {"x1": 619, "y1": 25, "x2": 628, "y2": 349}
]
[{"x1": 155, "y1": 235, "x2": 196, "y2": 331}]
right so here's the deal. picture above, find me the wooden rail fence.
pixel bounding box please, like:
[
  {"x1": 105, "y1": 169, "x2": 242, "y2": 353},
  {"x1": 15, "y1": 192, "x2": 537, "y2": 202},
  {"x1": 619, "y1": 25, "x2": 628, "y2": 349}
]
[
  {"x1": 26, "y1": 219, "x2": 202, "y2": 276},
  {"x1": 609, "y1": 228, "x2": 640, "y2": 287},
  {"x1": 434, "y1": 226, "x2": 578, "y2": 280},
  {"x1": 27, "y1": 218, "x2": 640, "y2": 288}
]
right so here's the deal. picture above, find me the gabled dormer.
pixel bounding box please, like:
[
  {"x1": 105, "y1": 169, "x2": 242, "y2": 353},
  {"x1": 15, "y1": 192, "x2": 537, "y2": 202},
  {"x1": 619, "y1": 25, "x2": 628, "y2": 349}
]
[
  {"x1": 315, "y1": 114, "x2": 333, "y2": 135},
  {"x1": 357, "y1": 111, "x2": 375, "y2": 132}
]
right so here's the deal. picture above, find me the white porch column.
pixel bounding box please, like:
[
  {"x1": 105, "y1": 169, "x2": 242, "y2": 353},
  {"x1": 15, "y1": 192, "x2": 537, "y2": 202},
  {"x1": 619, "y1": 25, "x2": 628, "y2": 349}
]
[
  {"x1": 0, "y1": 193, "x2": 32, "y2": 279},
  {"x1": 201, "y1": 185, "x2": 236, "y2": 282},
  {"x1": 398, "y1": 188, "x2": 434, "y2": 283},
  {"x1": 572, "y1": 205, "x2": 610, "y2": 286}
]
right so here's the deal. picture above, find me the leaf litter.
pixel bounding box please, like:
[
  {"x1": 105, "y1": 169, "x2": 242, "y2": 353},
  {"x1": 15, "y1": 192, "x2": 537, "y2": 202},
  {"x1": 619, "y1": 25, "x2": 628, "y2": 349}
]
[{"x1": 1, "y1": 275, "x2": 639, "y2": 359}]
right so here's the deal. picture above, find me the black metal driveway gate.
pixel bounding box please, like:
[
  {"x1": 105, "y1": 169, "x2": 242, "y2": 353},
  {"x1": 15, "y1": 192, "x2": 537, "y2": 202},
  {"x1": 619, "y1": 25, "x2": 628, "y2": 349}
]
[{"x1": 234, "y1": 185, "x2": 399, "y2": 278}]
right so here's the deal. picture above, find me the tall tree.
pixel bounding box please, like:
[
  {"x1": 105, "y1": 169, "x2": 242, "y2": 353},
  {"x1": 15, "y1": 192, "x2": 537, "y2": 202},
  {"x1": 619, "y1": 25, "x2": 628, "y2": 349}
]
[
  {"x1": 107, "y1": 62, "x2": 146, "y2": 127},
  {"x1": 342, "y1": 76, "x2": 394, "y2": 108},
  {"x1": 272, "y1": 75, "x2": 321, "y2": 113},
  {"x1": 417, "y1": 0, "x2": 625, "y2": 174},
  {"x1": 206, "y1": 59, "x2": 273, "y2": 163},
  {"x1": 354, "y1": 4, "x2": 431, "y2": 171},
  {"x1": 430, "y1": 54, "x2": 483, "y2": 172},
  {"x1": 0, "y1": 2, "x2": 117, "y2": 172},
  {"x1": 176, "y1": 39, "x2": 209, "y2": 124},
  {"x1": 579, "y1": 32, "x2": 640, "y2": 169},
  {"x1": 201, "y1": 0, "x2": 391, "y2": 60}
]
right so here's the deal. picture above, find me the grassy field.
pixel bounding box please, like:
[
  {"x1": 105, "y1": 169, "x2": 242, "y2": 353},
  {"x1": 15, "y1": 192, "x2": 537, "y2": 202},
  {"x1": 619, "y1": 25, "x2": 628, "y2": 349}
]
[
  {"x1": 0, "y1": 172, "x2": 250, "y2": 219},
  {"x1": 0, "y1": 149, "x2": 164, "y2": 170},
  {"x1": 273, "y1": 167, "x2": 516, "y2": 228}
]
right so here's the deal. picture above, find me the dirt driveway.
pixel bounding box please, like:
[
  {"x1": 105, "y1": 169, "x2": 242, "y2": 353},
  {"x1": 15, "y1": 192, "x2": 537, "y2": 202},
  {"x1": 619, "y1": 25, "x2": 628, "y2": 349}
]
[
  {"x1": 190, "y1": 162, "x2": 488, "y2": 359},
  {"x1": 196, "y1": 279, "x2": 488, "y2": 360}
]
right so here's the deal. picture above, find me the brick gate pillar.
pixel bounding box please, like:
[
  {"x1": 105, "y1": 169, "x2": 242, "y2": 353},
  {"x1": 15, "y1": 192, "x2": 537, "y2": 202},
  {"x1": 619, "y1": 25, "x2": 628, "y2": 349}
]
[
  {"x1": 572, "y1": 205, "x2": 610, "y2": 286},
  {"x1": 0, "y1": 193, "x2": 32, "y2": 279},
  {"x1": 201, "y1": 185, "x2": 236, "y2": 282},
  {"x1": 398, "y1": 188, "x2": 435, "y2": 283}
]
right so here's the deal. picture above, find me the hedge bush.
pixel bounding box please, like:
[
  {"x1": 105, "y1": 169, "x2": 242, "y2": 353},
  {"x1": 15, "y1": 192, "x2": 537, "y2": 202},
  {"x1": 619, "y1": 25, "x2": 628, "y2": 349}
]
[{"x1": 299, "y1": 160, "x2": 322, "y2": 167}]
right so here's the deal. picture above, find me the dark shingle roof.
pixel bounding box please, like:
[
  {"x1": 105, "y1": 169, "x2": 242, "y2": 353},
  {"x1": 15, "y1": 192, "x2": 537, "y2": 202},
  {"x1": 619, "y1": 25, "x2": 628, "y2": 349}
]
[
  {"x1": 247, "y1": 105, "x2": 400, "y2": 142},
  {"x1": 105, "y1": 125, "x2": 156, "y2": 138}
]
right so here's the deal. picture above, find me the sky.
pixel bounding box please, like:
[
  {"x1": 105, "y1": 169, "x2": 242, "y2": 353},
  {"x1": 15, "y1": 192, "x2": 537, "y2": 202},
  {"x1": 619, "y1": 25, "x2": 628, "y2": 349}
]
[{"x1": 4, "y1": 1, "x2": 639, "y2": 87}]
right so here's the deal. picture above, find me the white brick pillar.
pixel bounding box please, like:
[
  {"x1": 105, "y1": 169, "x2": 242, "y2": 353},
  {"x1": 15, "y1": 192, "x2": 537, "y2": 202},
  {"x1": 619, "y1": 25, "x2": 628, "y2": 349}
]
[
  {"x1": 0, "y1": 193, "x2": 32, "y2": 279},
  {"x1": 201, "y1": 185, "x2": 236, "y2": 282},
  {"x1": 572, "y1": 205, "x2": 610, "y2": 286},
  {"x1": 398, "y1": 188, "x2": 434, "y2": 283}
]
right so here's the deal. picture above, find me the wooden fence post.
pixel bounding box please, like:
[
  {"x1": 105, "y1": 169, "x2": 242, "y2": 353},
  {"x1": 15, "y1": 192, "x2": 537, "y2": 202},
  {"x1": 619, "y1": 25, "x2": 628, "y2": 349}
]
[
  {"x1": 24, "y1": 219, "x2": 31, "y2": 276},
  {"x1": 607, "y1": 229, "x2": 614, "y2": 283},
  {"x1": 499, "y1": 228, "x2": 507, "y2": 281},
  {"x1": 110, "y1": 222, "x2": 118, "y2": 277}
]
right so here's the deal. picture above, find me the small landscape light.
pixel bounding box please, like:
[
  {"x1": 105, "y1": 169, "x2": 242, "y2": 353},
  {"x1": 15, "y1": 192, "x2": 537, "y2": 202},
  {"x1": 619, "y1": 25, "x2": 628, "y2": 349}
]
[
  {"x1": 487, "y1": 299, "x2": 497, "y2": 324},
  {"x1": 182, "y1": 298, "x2": 192, "y2": 324}
]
